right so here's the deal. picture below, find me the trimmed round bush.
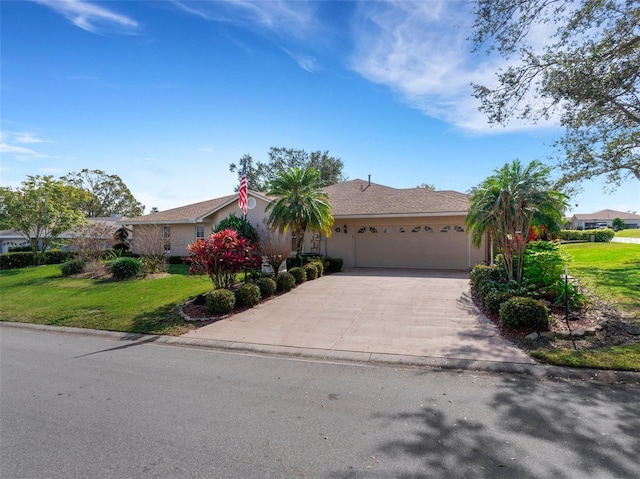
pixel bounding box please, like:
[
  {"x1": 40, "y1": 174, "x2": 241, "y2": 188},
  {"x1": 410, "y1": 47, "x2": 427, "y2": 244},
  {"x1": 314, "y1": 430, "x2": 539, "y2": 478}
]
[
  {"x1": 276, "y1": 272, "x2": 296, "y2": 292},
  {"x1": 110, "y1": 257, "x2": 142, "y2": 281},
  {"x1": 207, "y1": 289, "x2": 236, "y2": 315},
  {"x1": 289, "y1": 266, "x2": 307, "y2": 284},
  {"x1": 499, "y1": 296, "x2": 551, "y2": 331},
  {"x1": 60, "y1": 259, "x2": 87, "y2": 277},
  {"x1": 483, "y1": 289, "x2": 512, "y2": 316},
  {"x1": 235, "y1": 283, "x2": 261, "y2": 308},
  {"x1": 255, "y1": 277, "x2": 276, "y2": 297},
  {"x1": 303, "y1": 263, "x2": 318, "y2": 280},
  {"x1": 311, "y1": 260, "x2": 324, "y2": 277}
]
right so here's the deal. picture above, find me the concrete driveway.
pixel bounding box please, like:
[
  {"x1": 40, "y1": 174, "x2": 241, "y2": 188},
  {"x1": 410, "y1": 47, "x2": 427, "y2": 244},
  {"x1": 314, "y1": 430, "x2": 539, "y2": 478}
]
[{"x1": 182, "y1": 268, "x2": 534, "y2": 364}]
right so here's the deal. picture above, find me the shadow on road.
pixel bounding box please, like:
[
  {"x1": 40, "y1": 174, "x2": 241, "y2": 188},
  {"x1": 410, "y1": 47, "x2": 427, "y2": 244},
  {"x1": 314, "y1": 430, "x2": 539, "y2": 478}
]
[{"x1": 331, "y1": 373, "x2": 640, "y2": 478}]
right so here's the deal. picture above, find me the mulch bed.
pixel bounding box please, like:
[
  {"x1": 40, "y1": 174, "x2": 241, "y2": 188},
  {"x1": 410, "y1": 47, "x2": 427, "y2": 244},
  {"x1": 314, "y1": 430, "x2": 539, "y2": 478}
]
[{"x1": 473, "y1": 289, "x2": 640, "y2": 352}]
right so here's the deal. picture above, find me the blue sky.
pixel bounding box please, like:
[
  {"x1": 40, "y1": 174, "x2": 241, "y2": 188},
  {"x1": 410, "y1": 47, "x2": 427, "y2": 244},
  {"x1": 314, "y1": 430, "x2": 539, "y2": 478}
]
[{"x1": 1, "y1": 0, "x2": 638, "y2": 215}]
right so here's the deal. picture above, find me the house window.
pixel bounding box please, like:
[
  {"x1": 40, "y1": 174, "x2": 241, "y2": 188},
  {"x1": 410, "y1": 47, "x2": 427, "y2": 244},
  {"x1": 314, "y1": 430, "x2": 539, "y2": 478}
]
[
  {"x1": 163, "y1": 225, "x2": 171, "y2": 253},
  {"x1": 196, "y1": 225, "x2": 205, "y2": 240}
]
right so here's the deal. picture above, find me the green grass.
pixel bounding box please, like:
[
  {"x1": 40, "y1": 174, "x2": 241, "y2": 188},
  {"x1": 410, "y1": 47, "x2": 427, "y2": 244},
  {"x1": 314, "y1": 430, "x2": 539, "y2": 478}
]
[
  {"x1": 615, "y1": 229, "x2": 640, "y2": 238},
  {"x1": 563, "y1": 242, "x2": 640, "y2": 317},
  {"x1": 533, "y1": 242, "x2": 640, "y2": 371},
  {"x1": 0, "y1": 264, "x2": 212, "y2": 335},
  {"x1": 531, "y1": 344, "x2": 640, "y2": 371}
]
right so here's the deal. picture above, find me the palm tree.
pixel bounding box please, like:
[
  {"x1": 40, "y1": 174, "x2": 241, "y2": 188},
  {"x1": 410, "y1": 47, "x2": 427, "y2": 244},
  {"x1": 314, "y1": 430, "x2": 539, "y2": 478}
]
[
  {"x1": 265, "y1": 167, "x2": 334, "y2": 263},
  {"x1": 466, "y1": 160, "x2": 568, "y2": 284}
]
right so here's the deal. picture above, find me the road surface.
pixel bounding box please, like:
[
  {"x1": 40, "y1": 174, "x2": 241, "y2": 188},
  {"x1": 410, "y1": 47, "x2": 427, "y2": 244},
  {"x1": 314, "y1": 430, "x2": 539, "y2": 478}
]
[{"x1": 1, "y1": 326, "x2": 639, "y2": 478}]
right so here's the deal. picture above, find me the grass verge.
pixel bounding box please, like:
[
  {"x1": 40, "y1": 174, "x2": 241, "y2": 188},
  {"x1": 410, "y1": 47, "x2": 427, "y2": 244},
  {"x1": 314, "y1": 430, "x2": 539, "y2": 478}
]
[
  {"x1": 0, "y1": 264, "x2": 212, "y2": 335},
  {"x1": 615, "y1": 229, "x2": 640, "y2": 238},
  {"x1": 531, "y1": 243, "x2": 640, "y2": 371}
]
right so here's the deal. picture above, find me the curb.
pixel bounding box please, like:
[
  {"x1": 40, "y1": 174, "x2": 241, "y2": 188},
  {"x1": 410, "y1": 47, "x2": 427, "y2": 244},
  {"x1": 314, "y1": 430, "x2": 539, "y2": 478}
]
[{"x1": 2, "y1": 321, "x2": 639, "y2": 385}]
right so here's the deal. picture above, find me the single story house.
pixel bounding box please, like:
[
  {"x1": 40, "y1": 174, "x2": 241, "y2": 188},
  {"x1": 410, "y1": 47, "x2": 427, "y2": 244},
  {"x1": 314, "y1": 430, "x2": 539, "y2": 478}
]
[
  {"x1": 0, "y1": 216, "x2": 129, "y2": 254},
  {"x1": 124, "y1": 178, "x2": 487, "y2": 270},
  {"x1": 567, "y1": 209, "x2": 640, "y2": 230}
]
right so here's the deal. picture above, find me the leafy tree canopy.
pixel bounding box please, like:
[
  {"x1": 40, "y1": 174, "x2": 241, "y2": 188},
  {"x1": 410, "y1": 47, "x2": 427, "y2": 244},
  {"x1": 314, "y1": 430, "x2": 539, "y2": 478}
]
[
  {"x1": 465, "y1": 160, "x2": 568, "y2": 284},
  {"x1": 213, "y1": 213, "x2": 259, "y2": 244},
  {"x1": 416, "y1": 183, "x2": 436, "y2": 190},
  {"x1": 471, "y1": 0, "x2": 640, "y2": 189},
  {"x1": 0, "y1": 175, "x2": 88, "y2": 263},
  {"x1": 265, "y1": 167, "x2": 334, "y2": 260},
  {"x1": 62, "y1": 168, "x2": 144, "y2": 217},
  {"x1": 229, "y1": 147, "x2": 346, "y2": 191}
]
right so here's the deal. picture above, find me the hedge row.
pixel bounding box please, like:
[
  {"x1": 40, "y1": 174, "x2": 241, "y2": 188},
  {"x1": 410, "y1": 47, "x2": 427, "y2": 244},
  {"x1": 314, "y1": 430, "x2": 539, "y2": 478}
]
[
  {"x1": 559, "y1": 229, "x2": 615, "y2": 242},
  {"x1": 0, "y1": 250, "x2": 72, "y2": 270},
  {"x1": 286, "y1": 256, "x2": 343, "y2": 273}
]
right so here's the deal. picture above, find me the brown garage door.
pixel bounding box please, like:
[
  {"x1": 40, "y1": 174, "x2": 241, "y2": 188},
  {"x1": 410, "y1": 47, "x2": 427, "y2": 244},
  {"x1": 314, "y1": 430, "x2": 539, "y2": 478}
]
[{"x1": 354, "y1": 224, "x2": 470, "y2": 269}]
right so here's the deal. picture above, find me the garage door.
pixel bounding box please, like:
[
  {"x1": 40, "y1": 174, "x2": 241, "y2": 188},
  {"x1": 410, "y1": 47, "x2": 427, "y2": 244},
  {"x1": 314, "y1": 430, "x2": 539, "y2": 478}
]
[{"x1": 354, "y1": 224, "x2": 470, "y2": 269}]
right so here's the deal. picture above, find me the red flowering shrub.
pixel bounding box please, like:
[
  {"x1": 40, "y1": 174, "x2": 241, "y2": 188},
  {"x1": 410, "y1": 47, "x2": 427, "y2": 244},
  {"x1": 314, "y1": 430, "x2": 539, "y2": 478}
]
[{"x1": 187, "y1": 229, "x2": 262, "y2": 289}]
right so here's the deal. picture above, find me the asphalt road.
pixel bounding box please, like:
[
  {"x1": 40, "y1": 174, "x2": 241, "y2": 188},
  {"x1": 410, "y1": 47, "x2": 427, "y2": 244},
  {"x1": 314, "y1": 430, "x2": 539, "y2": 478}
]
[{"x1": 1, "y1": 326, "x2": 639, "y2": 479}]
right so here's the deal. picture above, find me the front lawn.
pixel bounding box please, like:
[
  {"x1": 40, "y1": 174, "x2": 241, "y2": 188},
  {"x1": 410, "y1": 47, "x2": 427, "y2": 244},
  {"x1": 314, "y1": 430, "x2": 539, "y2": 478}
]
[
  {"x1": 615, "y1": 229, "x2": 640, "y2": 238},
  {"x1": 0, "y1": 264, "x2": 212, "y2": 335},
  {"x1": 563, "y1": 242, "x2": 640, "y2": 316},
  {"x1": 531, "y1": 242, "x2": 640, "y2": 371}
]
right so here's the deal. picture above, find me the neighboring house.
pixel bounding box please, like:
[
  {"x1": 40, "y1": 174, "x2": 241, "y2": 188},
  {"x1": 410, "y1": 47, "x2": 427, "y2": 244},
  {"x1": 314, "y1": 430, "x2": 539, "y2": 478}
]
[
  {"x1": 0, "y1": 216, "x2": 128, "y2": 254},
  {"x1": 567, "y1": 209, "x2": 640, "y2": 230},
  {"x1": 124, "y1": 178, "x2": 486, "y2": 270}
]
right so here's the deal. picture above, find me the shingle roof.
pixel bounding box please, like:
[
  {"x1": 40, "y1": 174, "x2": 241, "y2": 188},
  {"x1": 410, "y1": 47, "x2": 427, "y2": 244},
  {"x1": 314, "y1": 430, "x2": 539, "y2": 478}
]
[
  {"x1": 125, "y1": 194, "x2": 237, "y2": 224},
  {"x1": 571, "y1": 209, "x2": 640, "y2": 221},
  {"x1": 124, "y1": 180, "x2": 470, "y2": 224},
  {"x1": 323, "y1": 179, "x2": 469, "y2": 217}
]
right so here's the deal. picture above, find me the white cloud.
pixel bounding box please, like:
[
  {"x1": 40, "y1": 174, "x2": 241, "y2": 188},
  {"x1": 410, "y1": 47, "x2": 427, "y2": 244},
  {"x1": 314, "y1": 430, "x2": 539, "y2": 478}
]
[
  {"x1": 282, "y1": 48, "x2": 319, "y2": 73},
  {"x1": 0, "y1": 143, "x2": 48, "y2": 158},
  {"x1": 13, "y1": 132, "x2": 51, "y2": 144},
  {"x1": 349, "y1": 0, "x2": 559, "y2": 133},
  {"x1": 32, "y1": 0, "x2": 139, "y2": 34},
  {"x1": 172, "y1": 0, "x2": 316, "y2": 39}
]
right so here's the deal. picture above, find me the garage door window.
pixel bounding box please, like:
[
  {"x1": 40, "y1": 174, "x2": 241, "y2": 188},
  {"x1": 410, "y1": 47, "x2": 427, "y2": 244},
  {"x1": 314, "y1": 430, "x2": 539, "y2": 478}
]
[
  {"x1": 398, "y1": 227, "x2": 405, "y2": 233},
  {"x1": 455, "y1": 225, "x2": 465, "y2": 232},
  {"x1": 440, "y1": 225, "x2": 450, "y2": 232},
  {"x1": 411, "y1": 226, "x2": 420, "y2": 233},
  {"x1": 425, "y1": 226, "x2": 434, "y2": 232}
]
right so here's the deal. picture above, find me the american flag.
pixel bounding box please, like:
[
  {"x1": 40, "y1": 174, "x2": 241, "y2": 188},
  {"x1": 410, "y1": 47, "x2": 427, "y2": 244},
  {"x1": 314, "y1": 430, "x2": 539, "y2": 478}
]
[{"x1": 238, "y1": 163, "x2": 248, "y2": 215}]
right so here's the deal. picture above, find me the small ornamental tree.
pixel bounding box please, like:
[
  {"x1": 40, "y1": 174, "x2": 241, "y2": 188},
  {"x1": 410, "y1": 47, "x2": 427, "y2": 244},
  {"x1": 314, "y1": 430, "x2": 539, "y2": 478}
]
[{"x1": 187, "y1": 229, "x2": 262, "y2": 290}]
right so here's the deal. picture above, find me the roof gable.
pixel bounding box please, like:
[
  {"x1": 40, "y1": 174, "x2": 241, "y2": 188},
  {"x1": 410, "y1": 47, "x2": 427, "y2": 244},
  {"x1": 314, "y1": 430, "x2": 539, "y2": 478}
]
[
  {"x1": 571, "y1": 209, "x2": 640, "y2": 221},
  {"x1": 323, "y1": 179, "x2": 469, "y2": 217}
]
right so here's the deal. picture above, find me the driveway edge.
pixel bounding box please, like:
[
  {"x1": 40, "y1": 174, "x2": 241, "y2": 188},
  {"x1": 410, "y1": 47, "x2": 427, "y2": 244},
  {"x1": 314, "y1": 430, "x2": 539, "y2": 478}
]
[{"x1": 2, "y1": 321, "x2": 639, "y2": 385}]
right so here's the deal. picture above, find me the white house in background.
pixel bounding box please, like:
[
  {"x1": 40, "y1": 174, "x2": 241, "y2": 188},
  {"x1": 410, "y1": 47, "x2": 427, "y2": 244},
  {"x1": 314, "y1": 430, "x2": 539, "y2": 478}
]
[
  {"x1": 124, "y1": 179, "x2": 487, "y2": 270},
  {"x1": 0, "y1": 216, "x2": 129, "y2": 254},
  {"x1": 567, "y1": 209, "x2": 640, "y2": 230}
]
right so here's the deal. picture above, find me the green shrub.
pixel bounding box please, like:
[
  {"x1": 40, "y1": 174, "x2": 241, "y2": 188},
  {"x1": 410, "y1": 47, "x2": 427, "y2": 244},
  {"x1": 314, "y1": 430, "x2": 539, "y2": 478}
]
[
  {"x1": 0, "y1": 252, "x2": 33, "y2": 270},
  {"x1": 303, "y1": 263, "x2": 318, "y2": 280},
  {"x1": 110, "y1": 257, "x2": 142, "y2": 281},
  {"x1": 43, "y1": 250, "x2": 72, "y2": 265},
  {"x1": 167, "y1": 255, "x2": 187, "y2": 265},
  {"x1": 141, "y1": 254, "x2": 167, "y2": 274},
  {"x1": 276, "y1": 272, "x2": 296, "y2": 292},
  {"x1": 325, "y1": 257, "x2": 343, "y2": 273},
  {"x1": 523, "y1": 241, "x2": 568, "y2": 289},
  {"x1": 483, "y1": 289, "x2": 513, "y2": 316},
  {"x1": 289, "y1": 266, "x2": 307, "y2": 284},
  {"x1": 255, "y1": 277, "x2": 276, "y2": 297},
  {"x1": 234, "y1": 283, "x2": 261, "y2": 308},
  {"x1": 311, "y1": 260, "x2": 324, "y2": 276},
  {"x1": 559, "y1": 229, "x2": 615, "y2": 242},
  {"x1": 8, "y1": 245, "x2": 32, "y2": 252},
  {"x1": 499, "y1": 296, "x2": 551, "y2": 331},
  {"x1": 60, "y1": 259, "x2": 87, "y2": 277},
  {"x1": 207, "y1": 289, "x2": 236, "y2": 315}
]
